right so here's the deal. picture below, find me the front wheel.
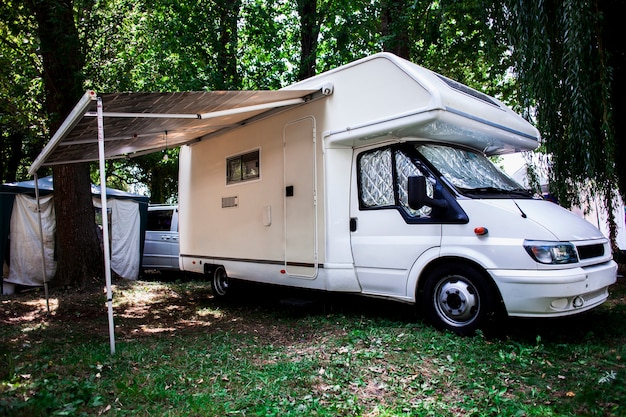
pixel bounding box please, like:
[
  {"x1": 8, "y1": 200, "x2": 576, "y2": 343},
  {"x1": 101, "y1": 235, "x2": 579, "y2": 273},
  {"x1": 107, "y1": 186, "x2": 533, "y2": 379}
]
[
  {"x1": 421, "y1": 264, "x2": 495, "y2": 335},
  {"x1": 211, "y1": 266, "x2": 232, "y2": 299}
]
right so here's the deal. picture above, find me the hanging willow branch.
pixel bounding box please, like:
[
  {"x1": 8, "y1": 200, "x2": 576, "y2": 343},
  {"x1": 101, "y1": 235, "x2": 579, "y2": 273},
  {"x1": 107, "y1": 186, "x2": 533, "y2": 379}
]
[{"x1": 503, "y1": 0, "x2": 620, "y2": 251}]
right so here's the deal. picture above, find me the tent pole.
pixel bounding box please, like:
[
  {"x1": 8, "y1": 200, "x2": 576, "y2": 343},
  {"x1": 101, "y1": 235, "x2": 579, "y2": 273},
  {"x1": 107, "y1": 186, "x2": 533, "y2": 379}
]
[
  {"x1": 33, "y1": 174, "x2": 50, "y2": 314},
  {"x1": 97, "y1": 97, "x2": 116, "y2": 355}
]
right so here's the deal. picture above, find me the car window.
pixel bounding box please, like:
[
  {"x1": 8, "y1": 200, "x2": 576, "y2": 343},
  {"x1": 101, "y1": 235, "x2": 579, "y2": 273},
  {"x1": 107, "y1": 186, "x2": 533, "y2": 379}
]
[{"x1": 147, "y1": 209, "x2": 174, "y2": 232}]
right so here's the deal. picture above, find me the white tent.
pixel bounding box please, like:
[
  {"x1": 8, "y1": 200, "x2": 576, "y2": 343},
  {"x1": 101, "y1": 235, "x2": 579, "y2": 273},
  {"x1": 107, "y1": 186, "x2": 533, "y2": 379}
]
[{"x1": 1, "y1": 176, "x2": 149, "y2": 292}]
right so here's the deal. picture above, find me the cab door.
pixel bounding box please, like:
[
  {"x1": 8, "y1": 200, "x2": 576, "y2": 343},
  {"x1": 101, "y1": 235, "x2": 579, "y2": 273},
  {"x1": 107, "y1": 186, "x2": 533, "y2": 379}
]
[{"x1": 349, "y1": 146, "x2": 442, "y2": 298}]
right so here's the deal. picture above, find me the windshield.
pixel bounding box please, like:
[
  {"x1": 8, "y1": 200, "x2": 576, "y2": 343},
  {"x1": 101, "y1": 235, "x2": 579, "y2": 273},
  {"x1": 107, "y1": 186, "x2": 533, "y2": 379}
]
[{"x1": 415, "y1": 144, "x2": 529, "y2": 196}]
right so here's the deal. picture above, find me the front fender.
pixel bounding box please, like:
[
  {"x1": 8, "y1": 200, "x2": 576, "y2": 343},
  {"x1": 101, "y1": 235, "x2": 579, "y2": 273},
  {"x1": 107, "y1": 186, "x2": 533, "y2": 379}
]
[
  {"x1": 406, "y1": 243, "x2": 511, "y2": 303},
  {"x1": 405, "y1": 246, "x2": 442, "y2": 302}
]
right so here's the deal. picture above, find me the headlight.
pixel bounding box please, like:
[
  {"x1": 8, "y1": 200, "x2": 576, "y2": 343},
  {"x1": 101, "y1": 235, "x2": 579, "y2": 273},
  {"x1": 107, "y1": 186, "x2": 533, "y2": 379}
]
[{"x1": 523, "y1": 240, "x2": 578, "y2": 264}]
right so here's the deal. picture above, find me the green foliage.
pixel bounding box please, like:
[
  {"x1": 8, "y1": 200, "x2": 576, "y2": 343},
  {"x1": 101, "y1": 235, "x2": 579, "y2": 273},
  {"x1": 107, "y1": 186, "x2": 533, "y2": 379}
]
[
  {"x1": 6, "y1": 0, "x2": 618, "y2": 209},
  {"x1": 76, "y1": 0, "x2": 516, "y2": 201},
  {"x1": 239, "y1": 0, "x2": 298, "y2": 89},
  {"x1": 503, "y1": 0, "x2": 618, "y2": 215},
  {"x1": 83, "y1": 0, "x2": 240, "y2": 92},
  {"x1": 0, "y1": 0, "x2": 47, "y2": 183},
  {"x1": 316, "y1": 0, "x2": 380, "y2": 72}
]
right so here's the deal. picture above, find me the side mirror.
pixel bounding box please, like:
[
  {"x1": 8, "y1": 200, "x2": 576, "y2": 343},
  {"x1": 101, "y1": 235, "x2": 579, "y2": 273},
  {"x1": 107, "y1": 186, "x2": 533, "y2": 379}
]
[{"x1": 408, "y1": 176, "x2": 448, "y2": 210}]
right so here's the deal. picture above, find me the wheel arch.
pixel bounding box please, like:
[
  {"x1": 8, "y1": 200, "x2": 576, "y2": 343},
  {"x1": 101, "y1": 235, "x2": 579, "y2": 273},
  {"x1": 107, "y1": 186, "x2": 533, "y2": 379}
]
[
  {"x1": 203, "y1": 263, "x2": 217, "y2": 276},
  {"x1": 415, "y1": 256, "x2": 506, "y2": 316}
]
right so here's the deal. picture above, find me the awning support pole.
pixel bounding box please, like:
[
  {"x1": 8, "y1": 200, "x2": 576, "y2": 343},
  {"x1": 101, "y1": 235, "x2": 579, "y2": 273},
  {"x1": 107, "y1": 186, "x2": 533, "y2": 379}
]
[
  {"x1": 33, "y1": 174, "x2": 50, "y2": 314},
  {"x1": 97, "y1": 97, "x2": 116, "y2": 355}
]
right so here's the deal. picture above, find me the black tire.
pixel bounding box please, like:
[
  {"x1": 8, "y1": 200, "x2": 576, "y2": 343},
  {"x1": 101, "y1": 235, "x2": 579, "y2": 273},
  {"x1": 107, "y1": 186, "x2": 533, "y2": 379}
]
[
  {"x1": 211, "y1": 266, "x2": 232, "y2": 299},
  {"x1": 421, "y1": 264, "x2": 495, "y2": 335}
]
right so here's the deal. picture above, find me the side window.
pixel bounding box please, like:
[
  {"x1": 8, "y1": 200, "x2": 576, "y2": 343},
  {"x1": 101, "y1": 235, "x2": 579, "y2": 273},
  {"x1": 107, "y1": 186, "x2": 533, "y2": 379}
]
[
  {"x1": 358, "y1": 147, "x2": 432, "y2": 218},
  {"x1": 359, "y1": 148, "x2": 394, "y2": 208},
  {"x1": 227, "y1": 149, "x2": 260, "y2": 184},
  {"x1": 147, "y1": 210, "x2": 173, "y2": 231}
]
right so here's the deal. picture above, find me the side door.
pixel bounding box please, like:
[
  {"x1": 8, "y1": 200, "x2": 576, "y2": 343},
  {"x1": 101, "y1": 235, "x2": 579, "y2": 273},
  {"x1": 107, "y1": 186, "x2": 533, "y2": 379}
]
[
  {"x1": 143, "y1": 207, "x2": 178, "y2": 270},
  {"x1": 283, "y1": 117, "x2": 318, "y2": 278},
  {"x1": 168, "y1": 208, "x2": 180, "y2": 269},
  {"x1": 349, "y1": 146, "x2": 442, "y2": 298}
]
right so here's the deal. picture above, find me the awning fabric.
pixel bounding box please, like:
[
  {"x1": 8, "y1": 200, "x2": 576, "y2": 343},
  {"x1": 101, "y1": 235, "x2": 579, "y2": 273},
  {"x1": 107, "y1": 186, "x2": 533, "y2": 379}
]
[{"x1": 29, "y1": 89, "x2": 321, "y2": 174}]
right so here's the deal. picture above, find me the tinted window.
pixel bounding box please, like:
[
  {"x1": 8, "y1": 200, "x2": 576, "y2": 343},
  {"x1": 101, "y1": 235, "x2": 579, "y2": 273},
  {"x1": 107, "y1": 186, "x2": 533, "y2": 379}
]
[
  {"x1": 227, "y1": 150, "x2": 260, "y2": 184},
  {"x1": 147, "y1": 210, "x2": 173, "y2": 231}
]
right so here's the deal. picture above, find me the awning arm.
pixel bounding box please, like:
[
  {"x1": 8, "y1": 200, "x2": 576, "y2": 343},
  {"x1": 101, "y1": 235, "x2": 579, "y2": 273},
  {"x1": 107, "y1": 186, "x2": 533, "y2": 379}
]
[
  {"x1": 28, "y1": 90, "x2": 98, "y2": 176},
  {"x1": 81, "y1": 96, "x2": 308, "y2": 120},
  {"x1": 198, "y1": 97, "x2": 306, "y2": 119},
  {"x1": 84, "y1": 111, "x2": 200, "y2": 119}
]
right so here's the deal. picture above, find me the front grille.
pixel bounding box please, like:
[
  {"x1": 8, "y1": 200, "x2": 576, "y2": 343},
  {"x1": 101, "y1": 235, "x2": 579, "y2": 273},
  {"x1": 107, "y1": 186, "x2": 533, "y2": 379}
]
[{"x1": 577, "y1": 244, "x2": 605, "y2": 260}]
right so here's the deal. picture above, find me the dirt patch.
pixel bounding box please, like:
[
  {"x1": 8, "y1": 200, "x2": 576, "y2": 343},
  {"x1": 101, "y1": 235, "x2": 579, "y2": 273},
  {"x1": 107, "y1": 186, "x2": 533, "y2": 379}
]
[
  {"x1": 0, "y1": 277, "x2": 351, "y2": 350},
  {"x1": 2, "y1": 271, "x2": 625, "y2": 348}
]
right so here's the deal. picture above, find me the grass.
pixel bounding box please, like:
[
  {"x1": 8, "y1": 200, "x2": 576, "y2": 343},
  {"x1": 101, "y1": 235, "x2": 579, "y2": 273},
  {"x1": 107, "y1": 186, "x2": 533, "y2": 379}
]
[{"x1": 1, "y1": 272, "x2": 625, "y2": 416}]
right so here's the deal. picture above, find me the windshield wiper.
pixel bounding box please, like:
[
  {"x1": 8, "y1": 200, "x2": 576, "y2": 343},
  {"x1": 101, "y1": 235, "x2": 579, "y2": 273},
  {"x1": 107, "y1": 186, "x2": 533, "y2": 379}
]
[{"x1": 459, "y1": 187, "x2": 532, "y2": 197}]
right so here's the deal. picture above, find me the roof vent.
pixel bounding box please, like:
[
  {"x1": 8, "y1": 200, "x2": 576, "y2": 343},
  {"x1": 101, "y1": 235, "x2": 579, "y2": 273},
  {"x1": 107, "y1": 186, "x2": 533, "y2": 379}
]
[{"x1": 436, "y1": 75, "x2": 499, "y2": 107}]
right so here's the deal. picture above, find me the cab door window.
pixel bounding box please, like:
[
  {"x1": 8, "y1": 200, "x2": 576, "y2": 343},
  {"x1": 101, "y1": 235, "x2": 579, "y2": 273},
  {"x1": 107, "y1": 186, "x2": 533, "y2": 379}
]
[{"x1": 357, "y1": 146, "x2": 433, "y2": 219}]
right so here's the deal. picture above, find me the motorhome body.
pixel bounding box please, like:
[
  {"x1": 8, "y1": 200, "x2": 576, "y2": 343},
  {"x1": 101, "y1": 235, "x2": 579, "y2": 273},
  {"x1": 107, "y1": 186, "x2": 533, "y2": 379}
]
[{"x1": 178, "y1": 53, "x2": 617, "y2": 334}]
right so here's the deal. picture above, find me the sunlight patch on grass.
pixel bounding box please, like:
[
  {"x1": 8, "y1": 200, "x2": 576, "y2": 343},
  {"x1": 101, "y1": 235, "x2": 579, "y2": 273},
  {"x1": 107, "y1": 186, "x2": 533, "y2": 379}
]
[
  {"x1": 137, "y1": 326, "x2": 178, "y2": 334},
  {"x1": 112, "y1": 281, "x2": 176, "y2": 306},
  {"x1": 20, "y1": 322, "x2": 49, "y2": 333},
  {"x1": 2, "y1": 298, "x2": 58, "y2": 325},
  {"x1": 195, "y1": 307, "x2": 223, "y2": 318}
]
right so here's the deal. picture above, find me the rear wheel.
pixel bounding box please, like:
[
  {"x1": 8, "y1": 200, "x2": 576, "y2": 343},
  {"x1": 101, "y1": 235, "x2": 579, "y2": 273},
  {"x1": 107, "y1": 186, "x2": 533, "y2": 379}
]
[
  {"x1": 211, "y1": 266, "x2": 231, "y2": 299},
  {"x1": 421, "y1": 264, "x2": 495, "y2": 335}
]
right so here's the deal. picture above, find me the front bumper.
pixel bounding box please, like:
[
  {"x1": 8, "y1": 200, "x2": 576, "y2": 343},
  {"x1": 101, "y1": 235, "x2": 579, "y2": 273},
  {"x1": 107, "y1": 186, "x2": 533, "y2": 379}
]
[{"x1": 490, "y1": 260, "x2": 618, "y2": 317}]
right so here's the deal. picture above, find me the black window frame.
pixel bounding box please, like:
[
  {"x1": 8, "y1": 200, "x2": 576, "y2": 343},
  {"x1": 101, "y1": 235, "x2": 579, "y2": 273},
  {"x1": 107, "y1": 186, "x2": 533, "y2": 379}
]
[
  {"x1": 356, "y1": 144, "x2": 468, "y2": 224},
  {"x1": 226, "y1": 149, "x2": 260, "y2": 185}
]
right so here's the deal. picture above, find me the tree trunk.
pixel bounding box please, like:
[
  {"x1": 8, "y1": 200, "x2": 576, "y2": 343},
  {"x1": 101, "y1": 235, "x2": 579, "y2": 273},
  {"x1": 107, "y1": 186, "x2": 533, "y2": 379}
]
[
  {"x1": 601, "y1": 0, "x2": 626, "y2": 200},
  {"x1": 215, "y1": 0, "x2": 242, "y2": 89},
  {"x1": 297, "y1": 0, "x2": 319, "y2": 80},
  {"x1": 5, "y1": 132, "x2": 24, "y2": 183},
  {"x1": 0, "y1": 102, "x2": 25, "y2": 183},
  {"x1": 52, "y1": 164, "x2": 103, "y2": 288},
  {"x1": 30, "y1": 0, "x2": 104, "y2": 288},
  {"x1": 380, "y1": 0, "x2": 411, "y2": 59}
]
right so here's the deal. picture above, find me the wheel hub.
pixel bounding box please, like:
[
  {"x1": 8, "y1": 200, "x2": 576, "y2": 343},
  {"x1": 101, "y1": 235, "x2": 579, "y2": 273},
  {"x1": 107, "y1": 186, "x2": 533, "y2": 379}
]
[{"x1": 435, "y1": 279, "x2": 479, "y2": 324}]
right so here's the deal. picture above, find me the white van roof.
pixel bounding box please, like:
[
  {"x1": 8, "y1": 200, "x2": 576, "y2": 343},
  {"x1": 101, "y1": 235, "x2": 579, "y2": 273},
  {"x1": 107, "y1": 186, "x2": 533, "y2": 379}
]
[{"x1": 287, "y1": 53, "x2": 539, "y2": 154}]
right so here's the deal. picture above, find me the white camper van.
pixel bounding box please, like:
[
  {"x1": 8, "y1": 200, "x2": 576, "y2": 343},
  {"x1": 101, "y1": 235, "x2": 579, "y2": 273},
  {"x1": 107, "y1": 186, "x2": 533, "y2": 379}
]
[{"x1": 178, "y1": 53, "x2": 617, "y2": 334}]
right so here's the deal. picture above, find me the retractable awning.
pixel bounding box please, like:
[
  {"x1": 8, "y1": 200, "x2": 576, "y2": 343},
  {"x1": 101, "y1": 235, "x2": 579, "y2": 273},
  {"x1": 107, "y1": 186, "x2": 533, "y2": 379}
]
[
  {"x1": 29, "y1": 88, "x2": 324, "y2": 175},
  {"x1": 27, "y1": 86, "x2": 328, "y2": 355}
]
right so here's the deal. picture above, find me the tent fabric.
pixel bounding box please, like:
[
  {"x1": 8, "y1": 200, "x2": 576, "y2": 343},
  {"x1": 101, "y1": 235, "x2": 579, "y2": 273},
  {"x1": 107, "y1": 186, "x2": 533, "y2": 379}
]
[
  {"x1": 29, "y1": 89, "x2": 322, "y2": 170},
  {"x1": 6, "y1": 194, "x2": 56, "y2": 286},
  {"x1": 0, "y1": 177, "x2": 149, "y2": 285},
  {"x1": 111, "y1": 199, "x2": 141, "y2": 279},
  {"x1": 93, "y1": 198, "x2": 141, "y2": 280}
]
